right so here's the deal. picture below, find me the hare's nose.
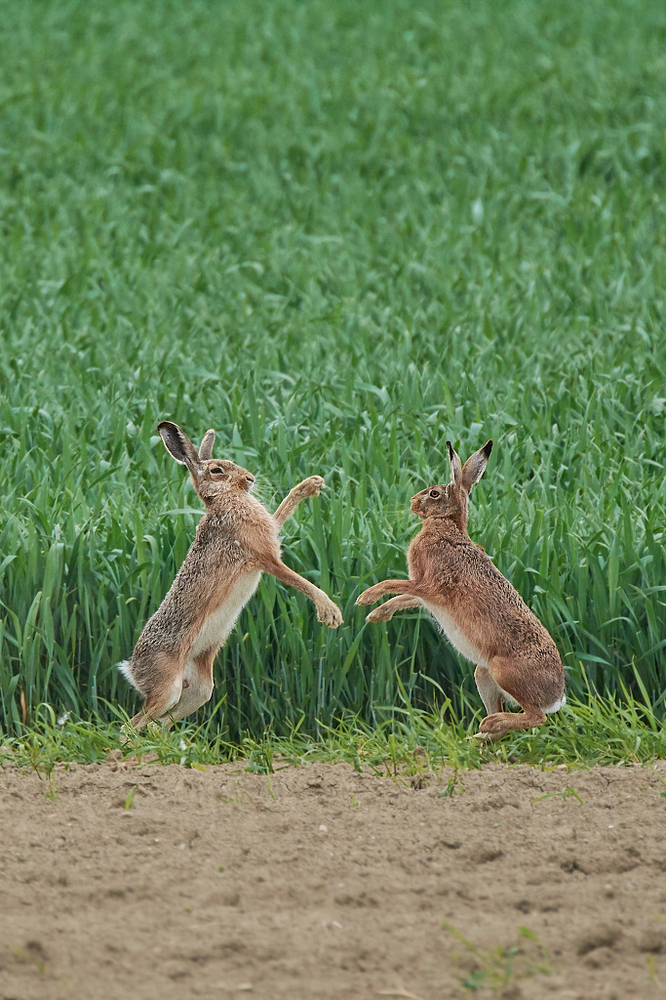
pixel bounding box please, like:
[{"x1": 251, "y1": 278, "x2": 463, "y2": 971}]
[{"x1": 244, "y1": 474, "x2": 255, "y2": 484}]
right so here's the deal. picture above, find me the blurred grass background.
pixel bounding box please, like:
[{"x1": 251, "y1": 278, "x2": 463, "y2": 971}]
[{"x1": 1, "y1": 0, "x2": 666, "y2": 738}]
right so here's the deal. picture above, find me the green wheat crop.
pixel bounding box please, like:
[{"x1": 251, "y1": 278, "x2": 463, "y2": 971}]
[{"x1": 1, "y1": 0, "x2": 666, "y2": 741}]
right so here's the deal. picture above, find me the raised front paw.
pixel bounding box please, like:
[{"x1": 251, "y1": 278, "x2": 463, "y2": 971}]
[
  {"x1": 318, "y1": 602, "x2": 343, "y2": 627},
  {"x1": 355, "y1": 585, "x2": 382, "y2": 607},
  {"x1": 366, "y1": 605, "x2": 393, "y2": 623},
  {"x1": 297, "y1": 475, "x2": 326, "y2": 498}
]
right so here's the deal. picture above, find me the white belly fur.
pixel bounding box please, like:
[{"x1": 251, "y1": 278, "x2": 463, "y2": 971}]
[
  {"x1": 422, "y1": 601, "x2": 490, "y2": 670},
  {"x1": 191, "y1": 571, "x2": 262, "y2": 656}
]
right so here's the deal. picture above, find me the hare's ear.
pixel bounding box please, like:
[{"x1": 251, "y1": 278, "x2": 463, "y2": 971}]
[
  {"x1": 199, "y1": 429, "x2": 215, "y2": 461},
  {"x1": 461, "y1": 440, "x2": 493, "y2": 493},
  {"x1": 446, "y1": 441, "x2": 463, "y2": 486},
  {"x1": 157, "y1": 421, "x2": 200, "y2": 472}
]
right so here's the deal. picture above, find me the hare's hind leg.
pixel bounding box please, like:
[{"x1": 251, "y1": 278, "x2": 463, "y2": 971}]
[
  {"x1": 474, "y1": 656, "x2": 547, "y2": 739},
  {"x1": 127, "y1": 654, "x2": 185, "y2": 732},
  {"x1": 165, "y1": 648, "x2": 216, "y2": 723},
  {"x1": 474, "y1": 665, "x2": 505, "y2": 716}
]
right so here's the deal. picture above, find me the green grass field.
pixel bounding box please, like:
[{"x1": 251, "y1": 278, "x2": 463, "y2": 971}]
[{"x1": 1, "y1": 0, "x2": 666, "y2": 759}]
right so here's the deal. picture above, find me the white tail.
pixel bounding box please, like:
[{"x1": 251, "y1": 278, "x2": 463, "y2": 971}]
[{"x1": 117, "y1": 660, "x2": 140, "y2": 692}]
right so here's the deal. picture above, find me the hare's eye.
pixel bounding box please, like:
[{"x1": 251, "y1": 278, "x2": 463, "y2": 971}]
[
  {"x1": 429, "y1": 490, "x2": 440, "y2": 499},
  {"x1": 211, "y1": 467, "x2": 224, "y2": 476}
]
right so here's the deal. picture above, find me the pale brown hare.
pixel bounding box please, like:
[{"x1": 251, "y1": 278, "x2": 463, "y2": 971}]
[
  {"x1": 356, "y1": 440, "x2": 565, "y2": 739},
  {"x1": 119, "y1": 421, "x2": 343, "y2": 730}
]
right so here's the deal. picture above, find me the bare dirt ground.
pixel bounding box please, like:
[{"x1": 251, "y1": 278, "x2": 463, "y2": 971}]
[{"x1": 1, "y1": 756, "x2": 666, "y2": 1000}]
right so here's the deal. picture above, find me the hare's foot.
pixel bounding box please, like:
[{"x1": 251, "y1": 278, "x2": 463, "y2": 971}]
[
  {"x1": 120, "y1": 710, "x2": 162, "y2": 741},
  {"x1": 476, "y1": 707, "x2": 547, "y2": 740},
  {"x1": 272, "y1": 478, "x2": 326, "y2": 527},
  {"x1": 124, "y1": 709, "x2": 148, "y2": 732},
  {"x1": 356, "y1": 585, "x2": 384, "y2": 606},
  {"x1": 356, "y1": 580, "x2": 418, "y2": 606},
  {"x1": 366, "y1": 595, "x2": 423, "y2": 622},
  {"x1": 366, "y1": 605, "x2": 394, "y2": 623},
  {"x1": 295, "y1": 475, "x2": 326, "y2": 498},
  {"x1": 474, "y1": 715, "x2": 508, "y2": 740},
  {"x1": 317, "y1": 601, "x2": 343, "y2": 627}
]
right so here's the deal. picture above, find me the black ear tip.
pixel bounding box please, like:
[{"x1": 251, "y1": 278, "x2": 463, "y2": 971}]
[
  {"x1": 485, "y1": 439, "x2": 493, "y2": 454},
  {"x1": 446, "y1": 440, "x2": 453, "y2": 452}
]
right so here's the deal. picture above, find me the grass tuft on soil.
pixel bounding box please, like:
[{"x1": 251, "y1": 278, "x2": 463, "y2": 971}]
[{"x1": 2, "y1": 693, "x2": 665, "y2": 775}]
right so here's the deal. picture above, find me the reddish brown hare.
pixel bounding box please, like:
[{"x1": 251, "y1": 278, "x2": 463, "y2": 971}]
[
  {"x1": 356, "y1": 440, "x2": 565, "y2": 739},
  {"x1": 119, "y1": 421, "x2": 343, "y2": 729}
]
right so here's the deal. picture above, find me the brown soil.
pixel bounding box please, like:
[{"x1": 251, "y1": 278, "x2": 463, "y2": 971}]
[{"x1": 1, "y1": 757, "x2": 666, "y2": 1000}]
